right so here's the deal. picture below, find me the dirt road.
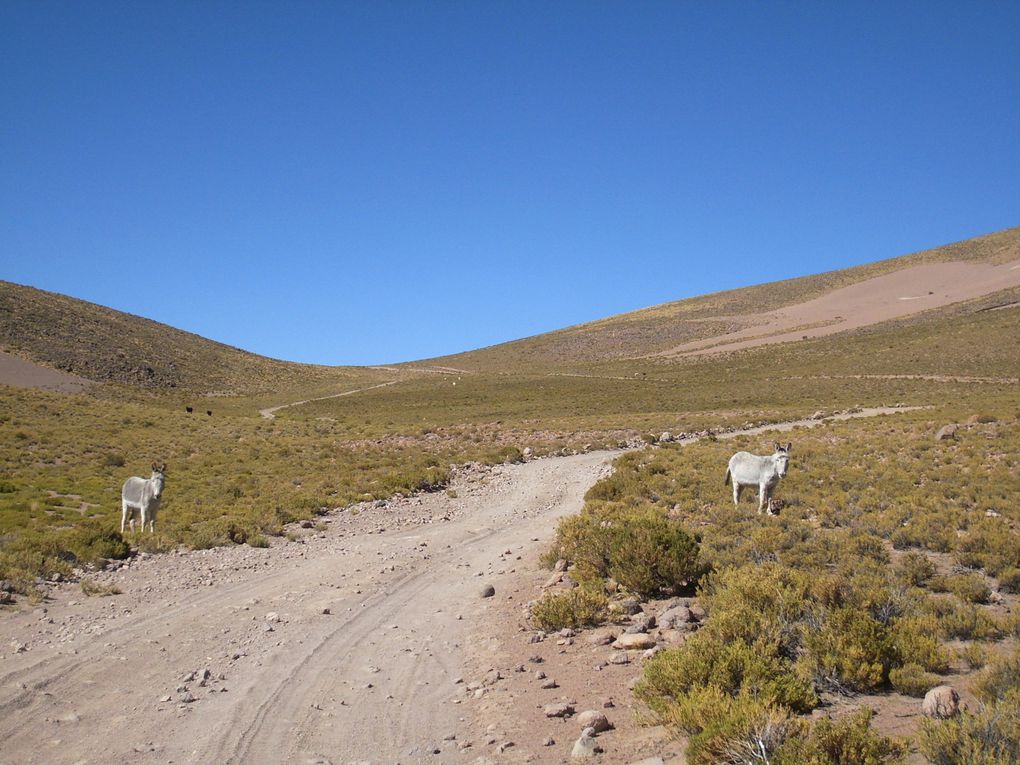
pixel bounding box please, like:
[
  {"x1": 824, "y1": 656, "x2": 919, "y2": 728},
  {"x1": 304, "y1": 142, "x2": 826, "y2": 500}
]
[{"x1": 0, "y1": 452, "x2": 616, "y2": 765}]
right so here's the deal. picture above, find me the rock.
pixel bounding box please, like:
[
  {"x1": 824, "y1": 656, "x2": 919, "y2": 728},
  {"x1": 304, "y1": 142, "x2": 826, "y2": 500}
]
[
  {"x1": 523, "y1": 447, "x2": 534, "y2": 458},
  {"x1": 586, "y1": 630, "x2": 617, "y2": 646},
  {"x1": 571, "y1": 730, "x2": 602, "y2": 759},
  {"x1": 627, "y1": 758, "x2": 665, "y2": 765},
  {"x1": 540, "y1": 678, "x2": 559, "y2": 689},
  {"x1": 265, "y1": 612, "x2": 281, "y2": 622},
  {"x1": 688, "y1": 602, "x2": 707, "y2": 622},
  {"x1": 659, "y1": 629, "x2": 690, "y2": 647},
  {"x1": 554, "y1": 559, "x2": 569, "y2": 572},
  {"x1": 659, "y1": 432, "x2": 672, "y2": 443},
  {"x1": 480, "y1": 584, "x2": 496, "y2": 598},
  {"x1": 543, "y1": 702, "x2": 575, "y2": 718},
  {"x1": 481, "y1": 669, "x2": 501, "y2": 687},
  {"x1": 810, "y1": 410, "x2": 825, "y2": 420},
  {"x1": 543, "y1": 737, "x2": 555, "y2": 747},
  {"x1": 576, "y1": 711, "x2": 612, "y2": 733},
  {"x1": 543, "y1": 571, "x2": 564, "y2": 589},
  {"x1": 922, "y1": 686, "x2": 960, "y2": 719},
  {"x1": 658, "y1": 605, "x2": 691, "y2": 630},
  {"x1": 935, "y1": 424, "x2": 958, "y2": 441},
  {"x1": 616, "y1": 598, "x2": 642, "y2": 615},
  {"x1": 624, "y1": 614, "x2": 656, "y2": 633},
  {"x1": 608, "y1": 652, "x2": 631, "y2": 665},
  {"x1": 613, "y1": 633, "x2": 657, "y2": 650}
]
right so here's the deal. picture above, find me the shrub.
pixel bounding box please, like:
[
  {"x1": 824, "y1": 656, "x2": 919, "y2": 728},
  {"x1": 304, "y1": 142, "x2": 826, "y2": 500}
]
[
  {"x1": 946, "y1": 573, "x2": 993, "y2": 604},
  {"x1": 552, "y1": 504, "x2": 700, "y2": 596},
  {"x1": 971, "y1": 649, "x2": 1020, "y2": 704},
  {"x1": 889, "y1": 663, "x2": 939, "y2": 697},
  {"x1": 80, "y1": 578, "x2": 121, "y2": 597},
  {"x1": 891, "y1": 616, "x2": 952, "y2": 672},
  {"x1": 958, "y1": 643, "x2": 988, "y2": 671},
  {"x1": 530, "y1": 586, "x2": 609, "y2": 631},
  {"x1": 775, "y1": 708, "x2": 908, "y2": 765},
  {"x1": 919, "y1": 689, "x2": 1020, "y2": 765},
  {"x1": 802, "y1": 607, "x2": 894, "y2": 692},
  {"x1": 637, "y1": 634, "x2": 817, "y2": 715},
  {"x1": 896, "y1": 552, "x2": 936, "y2": 586},
  {"x1": 997, "y1": 568, "x2": 1020, "y2": 594},
  {"x1": 658, "y1": 686, "x2": 794, "y2": 765},
  {"x1": 927, "y1": 597, "x2": 1006, "y2": 641}
]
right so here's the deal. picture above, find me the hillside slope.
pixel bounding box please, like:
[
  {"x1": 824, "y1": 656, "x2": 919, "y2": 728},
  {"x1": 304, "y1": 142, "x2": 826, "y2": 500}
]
[
  {"x1": 0, "y1": 281, "x2": 380, "y2": 394},
  {"x1": 430, "y1": 226, "x2": 1020, "y2": 370}
]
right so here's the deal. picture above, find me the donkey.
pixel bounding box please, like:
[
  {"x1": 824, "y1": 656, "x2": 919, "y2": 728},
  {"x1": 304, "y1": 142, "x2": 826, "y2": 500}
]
[
  {"x1": 121, "y1": 462, "x2": 166, "y2": 533},
  {"x1": 725, "y1": 443, "x2": 790, "y2": 514}
]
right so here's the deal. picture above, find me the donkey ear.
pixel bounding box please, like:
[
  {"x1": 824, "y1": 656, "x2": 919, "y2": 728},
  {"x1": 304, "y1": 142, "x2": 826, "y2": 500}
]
[
  {"x1": 151, "y1": 461, "x2": 158, "y2": 470},
  {"x1": 785, "y1": 442, "x2": 792, "y2": 452},
  {"x1": 773, "y1": 441, "x2": 781, "y2": 451}
]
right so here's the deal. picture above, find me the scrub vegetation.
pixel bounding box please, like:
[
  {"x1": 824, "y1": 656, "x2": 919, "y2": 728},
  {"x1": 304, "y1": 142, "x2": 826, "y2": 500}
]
[{"x1": 1, "y1": 229, "x2": 1018, "y2": 763}]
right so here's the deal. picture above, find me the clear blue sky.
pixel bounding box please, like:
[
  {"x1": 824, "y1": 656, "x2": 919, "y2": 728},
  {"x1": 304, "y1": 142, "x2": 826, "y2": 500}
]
[{"x1": 2, "y1": 1, "x2": 1018, "y2": 365}]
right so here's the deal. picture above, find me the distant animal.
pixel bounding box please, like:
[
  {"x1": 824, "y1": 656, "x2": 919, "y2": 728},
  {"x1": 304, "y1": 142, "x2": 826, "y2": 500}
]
[
  {"x1": 185, "y1": 406, "x2": 193, "y2": 414},
  {"x1": 725, "y1": 442, "x2": 791, "y2": 514},
  {"x1": 121, "y1": 462, "x2": 166, "y2": 533},
  {"x1": 206, "y1": 410, "x2": 212, "y2": 416}
]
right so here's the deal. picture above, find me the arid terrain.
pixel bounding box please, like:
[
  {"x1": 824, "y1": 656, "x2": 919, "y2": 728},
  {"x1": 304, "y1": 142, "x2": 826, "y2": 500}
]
[{"x1": 2, "y1": 227, "x2": 1019, "y2": 765}]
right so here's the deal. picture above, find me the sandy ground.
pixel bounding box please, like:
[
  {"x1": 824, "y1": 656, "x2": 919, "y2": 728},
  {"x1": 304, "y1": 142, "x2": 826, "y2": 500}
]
[
  {"x1": 654, "y1": 258, "x2": 1020, "y2": 358},
  {"x1": 0, "y1": 408, "x2": 918, "y2": 765},
  {"x1": 0, "y1": 351, "x2": 90, "y2": 393},
  {"x1": 0, "y1": 452, "x2": 618, "y2": 765}
]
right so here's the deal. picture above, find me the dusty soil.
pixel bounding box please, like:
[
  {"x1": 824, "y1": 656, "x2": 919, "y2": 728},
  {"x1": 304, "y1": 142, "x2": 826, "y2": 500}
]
[
  {"x1": 654, "y1": 258, "x2": 1020, "y2": 358},
  {"x1": 0, "y1": 350, "x2": 91, "y2": 393},
  {"x1": 0, "y1": 452, "x2": 622, "y2": 765},
  {"x1": 0, "y1": 407, "x2": 923, "y2": 765}
]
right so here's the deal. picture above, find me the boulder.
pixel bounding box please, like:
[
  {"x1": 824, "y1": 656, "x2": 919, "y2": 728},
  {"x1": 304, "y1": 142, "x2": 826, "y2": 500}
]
[
  {"x1": 935, "y1": 424, "x2": 958, "y2": 441},
  {"x1": 614, "y1": 633, "x2": 657, "y2": 650},
  {"x1": 657, "y1": 605, "x2": 691, "y2": 630},
  {"x1": 922, "y1": 685, "x2": 960, "y2": 719},
  {"x1": 576, "y1": 710, "x2": 612, "y2": 733}
]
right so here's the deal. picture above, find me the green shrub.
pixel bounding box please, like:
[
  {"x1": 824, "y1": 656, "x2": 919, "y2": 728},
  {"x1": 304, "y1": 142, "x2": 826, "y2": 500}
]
[
  {"x1": 530, "y1": 586, "x2": 609, "y2": 631},
  {"x1": 919, "y1": 689, "x2": 1020, "y2": 765},
  {"x1": 971, "y1": 649, "x2": 1020, "y2": 704},
  {"x1": 247, "y1": 533, "x2": 270, "y2": 548},
  {"x1": 958, "y1": 643, "x2": 989, "y2": 671},
  {"x1": 997, "y1": 568, "x2": 1020, "y2": 594},
  {"x1": 896, "y1": 552, "x2": 936, "y2": 586},
  {"x1": 891, "y1": 616, "x2": 952, "y2": 672},
  {"x1": 80, "y1": 578, "x2": 121, "y2": 597},
  {"x1": 889, "y1": 663, "x2": 939, "y2": 697},
  {"x1": 552, "y1": 504, "x2": 700, "y2": 596},
  {"x1": 637, "y1": 634, "x2": 817, "y2": 715},
  {"x1": 946, "y1": 573, "x2": 993, "y2": 604},
  {"x1": 775, "y1": 708, "x2": 908, "y2": 765},
  {"x1": 927, "y1": 596, "x2": 1006, "y2": 641},
  {"x1": 802, "y1": 607, "x2": 894, "y2": 692},
  {"x1": 658, "y1": 686, "x2": 794, "y2": 765}
]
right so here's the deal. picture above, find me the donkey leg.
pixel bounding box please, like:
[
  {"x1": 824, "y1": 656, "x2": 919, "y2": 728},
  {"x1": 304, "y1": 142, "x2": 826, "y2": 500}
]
[
  {"x1": 121, "y1": 500, "x2": 127, "y2": 534},
  {"x1": 733, "y1": 483, "x2": 741, "y2": 506},
  {"x1": 758, "y1": 484, "x2": 767, "y2": 514}
]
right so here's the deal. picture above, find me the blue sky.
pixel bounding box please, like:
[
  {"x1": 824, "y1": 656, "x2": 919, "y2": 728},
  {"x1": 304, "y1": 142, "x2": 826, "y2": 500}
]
[{"x1": 2, "y1": 1, "x2": 1018, "y2": 365}]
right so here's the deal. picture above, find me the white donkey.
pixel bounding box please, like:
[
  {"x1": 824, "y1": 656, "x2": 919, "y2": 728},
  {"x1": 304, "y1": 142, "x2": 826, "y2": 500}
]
[
  {"x1": 725, "y1": 443, "x2": 790, "y2": 514},
  {"x1": 121, "y1": 462, "x2": 166, "y2": 533}
]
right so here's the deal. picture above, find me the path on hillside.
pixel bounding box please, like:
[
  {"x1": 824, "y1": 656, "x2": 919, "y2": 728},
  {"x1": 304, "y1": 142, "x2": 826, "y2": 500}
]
[
  {"x1": 259, "y1": 380, "x2": 399, "y2": 419},
  {"x1": 0, "y1": 407, "x2": 914, "y2": 765}
]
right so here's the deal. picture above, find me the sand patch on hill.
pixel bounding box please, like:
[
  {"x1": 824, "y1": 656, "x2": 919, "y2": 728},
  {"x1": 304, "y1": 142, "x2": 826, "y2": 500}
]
[
  {"x1": 0, "y1": 350, "x2": 91, "y2": 393},
  {"x1": 654, "y1": 258, "x2": 1020, "y2": 358}
]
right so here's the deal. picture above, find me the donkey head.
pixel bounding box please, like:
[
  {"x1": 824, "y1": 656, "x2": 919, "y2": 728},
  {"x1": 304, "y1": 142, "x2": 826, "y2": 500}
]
[
  {"x1": 772, "y1": 442, "x2": 791, "y2": 476},
  {"x1": 150, "y1": 462, "x2": 167, "y2": 496}
]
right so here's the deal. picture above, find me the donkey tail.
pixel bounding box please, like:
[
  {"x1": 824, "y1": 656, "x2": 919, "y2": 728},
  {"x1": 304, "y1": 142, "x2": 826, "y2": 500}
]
[{"x1": 724, "y1": 468, "x2": 731, "y2": 486}]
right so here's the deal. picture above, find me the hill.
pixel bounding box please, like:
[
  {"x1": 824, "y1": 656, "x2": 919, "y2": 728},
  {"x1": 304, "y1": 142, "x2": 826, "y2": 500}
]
[
  {"x1": 430, "y1": 226, "x2": 1020, "y2": 370},
  {"x1": 0, "y1": 281, "x2": 385, "y2": 395}
]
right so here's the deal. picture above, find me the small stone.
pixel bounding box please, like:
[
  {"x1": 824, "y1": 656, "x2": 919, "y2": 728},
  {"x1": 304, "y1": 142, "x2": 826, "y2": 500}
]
[
  {"x1": 480, "y1": 584, "x2": 496, "y2": 598},
  {"x1": 541, "y1": 678, "x2": 559, "y2": 689},
  {"x1": 543, "y1": 702, "x2": 575, "y2": 718},
  {"x1": 543, "y1": 737, "x2": 555, "y2": 747}
]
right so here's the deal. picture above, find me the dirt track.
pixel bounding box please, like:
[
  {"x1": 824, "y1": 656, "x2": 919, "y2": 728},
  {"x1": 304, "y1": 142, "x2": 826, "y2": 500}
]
[{"x1": 0, "y1": 452, "x2": 616, "y2": 765}]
